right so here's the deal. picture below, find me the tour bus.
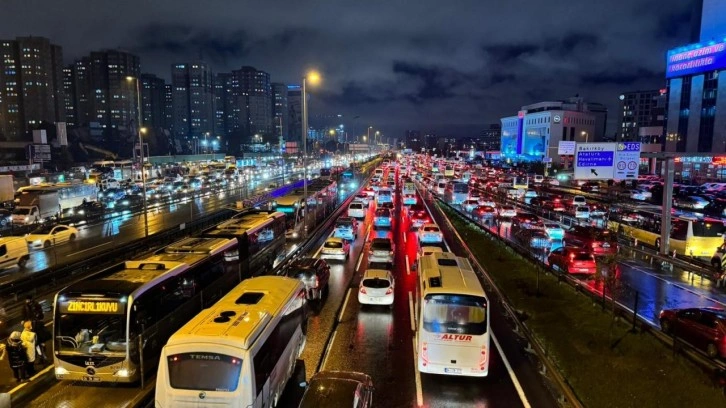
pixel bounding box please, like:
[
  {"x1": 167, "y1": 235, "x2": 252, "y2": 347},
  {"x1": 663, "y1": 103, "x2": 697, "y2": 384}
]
[
  {"x1": 607, "y1": 204, "x2": 725, "y2": 257},
  {"x1": 155, "y1": 276, "x2": 307, "y2": 408},
  {"x1": 445, "y1": 182, "x2": 469, "y2": 205},
  {"x1": 52, "y1": 236, "x2": 240, "y2": 383},
  {"x1": 274, "y1": 194, "x2": 306, "y2": 239},
  {"x1": 203, "y1": 210, "x2": 287, "y2": 276},
  {"x1": 416, "y1": 252, "x2": 490, "y2": 377}
]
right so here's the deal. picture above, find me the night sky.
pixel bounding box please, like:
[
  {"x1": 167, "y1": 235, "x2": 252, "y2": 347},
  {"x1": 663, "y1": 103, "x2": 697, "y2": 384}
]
[{"x1": 0, "y1": 0, "x2": 697, "y2": 139}]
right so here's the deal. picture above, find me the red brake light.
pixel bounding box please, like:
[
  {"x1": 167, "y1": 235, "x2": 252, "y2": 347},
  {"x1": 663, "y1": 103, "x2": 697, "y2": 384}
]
[
  {"x1": 385, "y1": 288, "x2": 393, "y2": 295},
  {"x1": 591, "y1": 242, "x2": 598, "y2": 248},
  {"x1": 360, "y1": 287, "x2": 367, "y2": 294}
]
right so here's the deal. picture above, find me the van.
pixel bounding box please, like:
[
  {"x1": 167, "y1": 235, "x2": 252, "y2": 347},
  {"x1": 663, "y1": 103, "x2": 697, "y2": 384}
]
[{"x1": 0, "y1": 237, "x2": 30, "y2": 269}]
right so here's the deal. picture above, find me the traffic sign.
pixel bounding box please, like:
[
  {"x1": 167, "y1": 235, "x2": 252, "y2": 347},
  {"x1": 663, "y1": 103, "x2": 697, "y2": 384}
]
[
  {"x1": 614, "y1": 142, "x2": 641, "y2": 179},
  {"x1": 558, "y1": 141, "x2": 576, "y2": 155},
  {"x1": 574, "y1": 143, "x2": 616, "y2": 180}
]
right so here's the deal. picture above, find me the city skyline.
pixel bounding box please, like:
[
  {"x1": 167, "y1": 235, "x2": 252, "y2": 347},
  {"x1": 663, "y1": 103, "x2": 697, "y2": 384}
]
[{"x1": 0, "y1": 0, "x2": 699, "y2": 138}]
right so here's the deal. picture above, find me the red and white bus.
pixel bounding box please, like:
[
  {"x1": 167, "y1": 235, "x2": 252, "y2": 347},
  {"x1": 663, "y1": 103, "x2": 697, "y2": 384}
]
[{"x1": 416, "y1": 252, "x2": 490, "y2": 377}]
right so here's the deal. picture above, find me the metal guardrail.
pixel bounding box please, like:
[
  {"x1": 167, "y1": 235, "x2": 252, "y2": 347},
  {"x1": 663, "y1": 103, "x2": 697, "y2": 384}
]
[
  {"x1": 418, "y1": 187, "x2": 584, "y2": 407},
  {"x1": 430, "y1": 190, "x2": 726, "y2": 391}
]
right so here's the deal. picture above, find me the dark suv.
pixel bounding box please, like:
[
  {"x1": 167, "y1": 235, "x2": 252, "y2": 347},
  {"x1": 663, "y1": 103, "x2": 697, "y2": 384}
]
[
  {"x1": 563, "y1": 225, "x2": 618, "y2": 256},
  {"x1": 287, "y1": 258, "x2": 330, "y2": 301}
]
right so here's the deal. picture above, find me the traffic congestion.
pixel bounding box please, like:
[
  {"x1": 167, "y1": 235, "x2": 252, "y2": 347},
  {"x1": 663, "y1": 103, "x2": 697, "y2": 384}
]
[{"x1": 3, "y1": 152, "x2": 726, "y2": 407}]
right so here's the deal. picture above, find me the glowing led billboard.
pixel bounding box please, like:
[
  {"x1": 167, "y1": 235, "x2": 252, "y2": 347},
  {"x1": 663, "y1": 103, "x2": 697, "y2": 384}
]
[{"x1": 666, "y1": 40, "x2": 726, "y2": 78}]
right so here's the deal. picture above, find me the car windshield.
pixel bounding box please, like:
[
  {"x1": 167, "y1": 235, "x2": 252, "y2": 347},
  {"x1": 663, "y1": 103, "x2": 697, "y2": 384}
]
[
  {"x1": 375, "y1": 208, "x2": 390, "y2": 217},
  {"x1": 371, "y1": 240, "x2": 391, "y2": 250},
  {"x1": 545, "y1": 223, "x2": 559, "y2": 229},
  {"x1": 336, "y1": 219, "x2": 353, "y2": 228},
  {"x1": 423, "y1": 226, "x2": 439, "y2": 232},
  {"x1": 349, "y1": 203, "x2": 363, "y2": 209},
  {"x1": 325, "y1": 241, "x2": 343, "y2": 249},
  {"x1": 363, "y1": 277, "x2": 391, "y2": 288},
  {"x1": 30, "y1": 225, "x2": 55, "y2": 234},
  {"x1": 13, "y1": 208, "x2": 31, "y2": 215}
]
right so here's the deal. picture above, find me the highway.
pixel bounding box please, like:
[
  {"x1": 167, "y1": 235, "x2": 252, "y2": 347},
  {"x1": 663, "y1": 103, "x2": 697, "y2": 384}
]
[
  {"x1": 0, "y1": 172, "x2": 307, "y2": 286},
  {"x1": 433, "y1": 186, "x2": 726, "y2": 331},
  {"x1": 19, "y1": 163, "x2": 561, "y2": 407}
]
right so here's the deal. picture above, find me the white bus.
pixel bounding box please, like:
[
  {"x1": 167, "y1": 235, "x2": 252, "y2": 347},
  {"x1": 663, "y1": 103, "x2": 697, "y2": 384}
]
[
  {"x1": 155, "y1": 276, "x2": 307, "y2": 408},
  {"x1": 416, "y1": 252, "x2": 490, "y2": 377}
]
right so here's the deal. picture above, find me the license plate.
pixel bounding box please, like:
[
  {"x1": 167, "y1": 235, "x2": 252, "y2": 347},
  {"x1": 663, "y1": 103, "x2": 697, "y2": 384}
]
[
  {"x1": 444, "y1": 368, "x2": 462, "y2": 374},
  {"x1": 578, "y1": 268, "x2": 589, "y2": 272},
  {"x1": 82, "y1": 376, "x2": 101, "y2": 382},
  {"x1": 602, "y1": 243, "x2": 610, "y2": 248}
]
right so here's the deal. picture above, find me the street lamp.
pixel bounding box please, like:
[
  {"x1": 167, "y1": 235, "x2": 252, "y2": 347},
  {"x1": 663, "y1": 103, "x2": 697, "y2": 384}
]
[
  {"x1": 126, "y1": 76, "x2": 148, "y2": 238},
  {"x1": 367, "y1": 126, "x2": 373, "y2": 145},
  {"x1": 302, "y1": 70, "x2": 321, "y2": 238},
  {"x1": 581, "y1": 131, "x2": 589, "y2": 143}
]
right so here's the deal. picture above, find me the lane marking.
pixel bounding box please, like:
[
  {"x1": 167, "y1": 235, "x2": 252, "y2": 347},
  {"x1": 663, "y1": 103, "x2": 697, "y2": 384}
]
[
  {"x1": 405, "y1": 254, "x2": 410, "y2": 276},
  {"x1": 321, "y1": 330, "x2": 338, "y2": 370},
  {"x1": 338, "y1": 288, "x2": 353, "y2": 323},
  {"x1": 412, "y1": 337, "x2": 424, "y2": 407},
  {"x1": 355, "y1": 243, "x2": 366, "y2": 272},
  {"x1": 492, "y1": 332, "x2": 532, "y2": 408},
  {"x1": 67, "y1": 241, "x2": 112, "y2": 256},
  {"x1": 403, "y1": 231, "x2": 407, "y2": 244},
  {"x1": 408, "y1": 291, "x2": 415, "y2": 331}
]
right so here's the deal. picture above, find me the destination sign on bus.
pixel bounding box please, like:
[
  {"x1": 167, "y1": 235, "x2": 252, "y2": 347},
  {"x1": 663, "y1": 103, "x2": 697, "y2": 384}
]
[{"x1": 59, "y1": 300, "x2": 124, "y2": 314}]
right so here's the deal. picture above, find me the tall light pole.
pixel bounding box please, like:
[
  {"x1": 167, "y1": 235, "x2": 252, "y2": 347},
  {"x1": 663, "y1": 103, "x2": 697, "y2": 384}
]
[
  {"x1": 302, "y1": 70, "x2": 321, "y2": 238},
  {"x1": 126, "y1": 76, "x2": 149, "y2": 238},
  {"x1": 367, "y1": 126, "x2": 372, "y2": 145}
]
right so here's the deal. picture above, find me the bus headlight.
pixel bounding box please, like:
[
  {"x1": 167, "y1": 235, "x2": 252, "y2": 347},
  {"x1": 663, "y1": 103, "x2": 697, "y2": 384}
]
[
  {"x1": 55, "y1": 366, "x2": 70, "y2": 375},
  {"x1": 114, "y1": 368, "x2": 135, "y2": 377}
]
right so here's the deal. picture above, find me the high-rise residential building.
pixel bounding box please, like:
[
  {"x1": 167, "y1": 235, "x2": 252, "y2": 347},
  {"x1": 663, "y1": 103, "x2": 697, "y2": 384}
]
[
  {"x1": 171, "y1": 62, "x2": 215, "y2": 142},
  {"x1": 0, "y1": 36, "x2": 65, "y2": 141},
  {"x1": 214, "y1": 73, "x2": 235, "y2": 142},
  {"x1": 272, "y1": 83, "x2": 288, "y2": 142},
  {"x1": 231, "y1": 66, "x2": 272, "y2": 145},
  {"x1": 63, "y1": 59, "x2": 91, "y2": 127},
  {"x1": 617, "y1": 90, "x2": 666, "y2": 143},
  {"x1": 163, "y1": 84, "x2": 173, "y2": 131},
  {"x1": 65, "y1": 50, "x2": 140, "y2": 132},
  {"x1": 500, "y1": 97, "x2": 605, "y2": 163},
  {"x1": 480, "y1": 124, "x2": 501, "y2": 150},
  {"x1": 139, "y1": 73, "x2": 166, "y2": 130},
  {"x1": 663, "y1": 0, "x2": 726, "y2": 152},
  {"x1": 287, "y1": 85, "x2": 302, "y2": 143}
]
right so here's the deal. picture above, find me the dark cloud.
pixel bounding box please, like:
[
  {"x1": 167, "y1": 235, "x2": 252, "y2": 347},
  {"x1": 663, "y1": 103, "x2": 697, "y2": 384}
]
[{"x1": 0, "y1": 0, "x2": 698, "y2": 137}]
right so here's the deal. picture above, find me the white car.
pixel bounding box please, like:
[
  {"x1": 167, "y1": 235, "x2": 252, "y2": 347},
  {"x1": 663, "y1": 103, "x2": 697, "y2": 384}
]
[
  {"x1": 418, "y1": 223, "x2": 443, "y2": 244},
  {"x1": 348, "y1": 202, "x2": 366, "y2": 219},
  {"x1": 358, "y1": 269, "x2": 395, "y2": 306},
  {"x1": 499, "y1": 205, "x2": 517, "y2": 218},
  {"x1": 478, "y1": 198, "x2": 496, "y2": 208},
  {"x1": 368, "y1": 237, "x2": 395, "y2": 265},
  {"x1": 320, "y1": 237, "x2": 350, "y2": 261},
  {"x1": 25, "y1": 224, "x2": 79, "y2": 248},
  {"x1": 354, "y1": 193, "x2": 371, "y2": 206},
  {"x1": 543, "y1": 222, "x2": 565, "y2": 240},
  {"x1": 574, "y1": 206, "x2": 590, "y2": 219},
  {"x1": 462, "y1": 199, "x2": 480, "y2": 212},
  {"x1": 630, "y1": 189, "x2": 652, "y2": 201},
  {"x1": 572, "y1": 195, "x2": 587, "y2": 207}
]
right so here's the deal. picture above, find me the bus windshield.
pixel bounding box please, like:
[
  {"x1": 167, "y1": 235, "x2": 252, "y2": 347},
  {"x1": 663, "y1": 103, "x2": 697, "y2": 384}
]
[
  {"x1": 422, "y1": 294, "x2": 487, "y2": 335},
  {"x1": 55, "y1": 310, "x2": 127, "y2": 355},
  {"x1": 168, "y1": 352, "x2": 242, "y2": 392}
]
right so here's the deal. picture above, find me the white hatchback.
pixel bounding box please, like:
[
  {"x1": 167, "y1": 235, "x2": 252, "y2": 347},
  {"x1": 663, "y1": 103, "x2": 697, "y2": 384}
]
[
  {"x1": 358, "y1": 269, "x2": 395, "y2": 307},
  {"x1": 348, "y1": 202, "x2": 366, "y2": 219}
]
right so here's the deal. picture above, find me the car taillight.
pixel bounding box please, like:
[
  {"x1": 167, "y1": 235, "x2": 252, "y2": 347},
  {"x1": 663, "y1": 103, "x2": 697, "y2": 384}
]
[
  {"x1": 385, "y1": 287, "x2": 393, "y2": 295},
  {"x1": 360, "y1": 287, "x2": 367, "y2": 294},
  {"x1": 591, "y1": 242, "x2": 598, "y2": 248}
]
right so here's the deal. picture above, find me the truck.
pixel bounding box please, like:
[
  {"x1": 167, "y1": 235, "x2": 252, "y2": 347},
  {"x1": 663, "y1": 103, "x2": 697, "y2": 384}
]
[
  {"x1": 0, "y1": 175, "x2": 14, "y2": 205},
  {"x1": 12, "y1": 189, "x2": 60, "y2": 225}
]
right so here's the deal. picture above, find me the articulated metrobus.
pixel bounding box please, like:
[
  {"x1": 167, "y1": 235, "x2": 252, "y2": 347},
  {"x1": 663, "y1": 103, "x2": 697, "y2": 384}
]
[
  {"x1": 607, "y1": 204, "x2": 726, "y2": 257},
  {"x1": 274, "y1": 194, "x2": 306, "y2": 239},
  {"x1": 53, "y1": 236, "x2": 239, "y2": 383},
  {"x1": 155, "y1": 276, "x2": 307, "y2": 408},
  {"x1": 416, "y1": 252, "x2": 490, "y2": 377},
  {"x1": 203, "y1": 210, "x2": 287, "y2": 275}
]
